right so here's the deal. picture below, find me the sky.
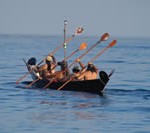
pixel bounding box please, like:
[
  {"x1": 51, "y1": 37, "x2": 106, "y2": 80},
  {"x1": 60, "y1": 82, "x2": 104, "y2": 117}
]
[{"x1": 0, "y1": 0, "x2": 150, "y2": 38}]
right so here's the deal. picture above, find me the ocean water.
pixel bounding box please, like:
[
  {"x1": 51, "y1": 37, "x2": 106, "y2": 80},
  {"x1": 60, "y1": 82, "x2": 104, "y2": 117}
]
[{"x1": 0, "y1": 34, "x2": 150, "y2": 133}]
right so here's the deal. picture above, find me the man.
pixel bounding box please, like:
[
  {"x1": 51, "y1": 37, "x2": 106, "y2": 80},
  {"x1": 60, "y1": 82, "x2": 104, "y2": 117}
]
[
  {"x1": 71, "y1": 58, "x2": 86, "y2": 81},
  {"x1": 38, "y1": 55, "x2": 56, "y2": 79},
  {"x1": 83, "y1": 62, "x2": 98, "y2": 80},
  {"x1": 74, "y1": 59, "x2": 98, "y2": 80},
  {"x1": 53, "y1": 60, "x2": 70, "y2": 81}
]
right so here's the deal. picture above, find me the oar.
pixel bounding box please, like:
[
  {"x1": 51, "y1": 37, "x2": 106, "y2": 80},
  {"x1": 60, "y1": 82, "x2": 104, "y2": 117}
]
[
  {"x1": 23, "y1": 58, "x2": 29, "y2": 71},
  {"x1": 16, "y1": 59, "x2": 33, "y2": 84},
  {"x1": 64, "y1": 33, "x2": 109, "y2": 71},
  {"x1": 37, "y1": 26, "x2": 84, "y2": 66},
  {"x1": 26, "y1": 42, "x2": 87, "y2": 89},
  {"x1": 44, "y1": 33, "x2": 110, "y2": 88},
  {"x1": 57, "y1": 40, "x2": 117, "y2": 90},
  {"x1": 63, "y1": 42, "x2": 87, "y2": 62},
  {"x1": 25, "y1": 78, "x2": 40, "y2": 89},
  {"x1": 16, "y1": 26, "x2": 84, "y2": 84}
]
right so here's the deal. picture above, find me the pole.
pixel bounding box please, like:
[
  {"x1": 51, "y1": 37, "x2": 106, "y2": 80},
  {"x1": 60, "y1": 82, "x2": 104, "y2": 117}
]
[{"x1": 64, "y1": 20, "x2": 67, "y2": 60}]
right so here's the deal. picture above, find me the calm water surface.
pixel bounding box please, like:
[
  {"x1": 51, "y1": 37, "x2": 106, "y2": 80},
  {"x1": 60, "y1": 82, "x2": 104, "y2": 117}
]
[{"x1": 0, "y1": 34, "x2": 150, "y2": 133}]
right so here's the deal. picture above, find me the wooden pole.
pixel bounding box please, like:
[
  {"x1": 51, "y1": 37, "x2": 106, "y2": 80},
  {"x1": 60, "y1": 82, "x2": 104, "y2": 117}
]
[{"x1": 64, "y1": 20, "x2": 67, "y2": 60}]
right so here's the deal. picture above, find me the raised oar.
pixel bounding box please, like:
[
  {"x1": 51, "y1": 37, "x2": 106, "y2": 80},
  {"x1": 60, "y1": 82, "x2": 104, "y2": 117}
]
[
  {"x1": 57, "y1": 40, "x2": 117, "y2": 90},
  {"x1": 26, "y1": 42, "x2": 87, "y2": 89},
  {"x1": 44, "y1": 33, "x2": 110, "y2": 88},
  {"x1": 16, "y1": 59, "x2": 33, "y2": 84},
  {"x1": 37, "y1": 26, "x2": 84, "y2": 65},
  {"x1": 16, "y1": 27, "x2": 84, "y2": 84},
  {"x1": 65, "y1": 42, "x2": 87, "y2": 61},
  {"x1": 65, "y1": 33, "x2": 109, "y2": 70}
]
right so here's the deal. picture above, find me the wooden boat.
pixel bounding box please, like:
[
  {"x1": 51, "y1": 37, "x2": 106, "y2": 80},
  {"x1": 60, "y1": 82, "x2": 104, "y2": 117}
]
[{"x1": 22, "y1": 58, "x2": 114, "y2": 95}]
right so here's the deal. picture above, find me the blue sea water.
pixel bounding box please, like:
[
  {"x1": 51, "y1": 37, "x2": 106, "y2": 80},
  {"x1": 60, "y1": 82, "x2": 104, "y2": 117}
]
[{"x1": 0, "y1": 34, "x2": 150, "y2": 133}]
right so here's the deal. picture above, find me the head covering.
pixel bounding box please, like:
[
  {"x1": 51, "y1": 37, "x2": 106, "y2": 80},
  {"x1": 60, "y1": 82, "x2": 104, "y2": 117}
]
[
  {"x1": 88, "y1": 62, "x2": 94, "y2": 68},
  {"x1": 27, "y1": 57, "x2": 36, "y2": 65},
  {"x1": 46, "y1": 56, "x2": 52, "y2": 62},
  {"x1": 87, "y1": 63, "x2": 97, "y2": 72},
  {"x1": 73, "y1": 66, "x2": 80, "y2": 70},
  {"x1": 72, "y1": 66, "x2": 80, "y2": 73}
]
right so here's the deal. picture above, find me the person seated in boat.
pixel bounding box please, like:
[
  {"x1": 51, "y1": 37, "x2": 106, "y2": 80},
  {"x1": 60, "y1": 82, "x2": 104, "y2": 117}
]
[
  {"x1": 61, "y1": 58, "x2": 86, "y2": 81},
  {"x1": 38, "y1": 55, "x2": 56, "y2": 79},
  {"x1": 53, "y1": 61, "x2": 70, "y2": 81},
  {"x1": 72, "y1": 59, "x2": 98, "y2": 80},
  {"x1": 71, "y1": 66, "x2": 84, "y2": 81},
  {"x1": 83, "y1": 62, "x2": 98, "y2": 80},
  {"x1": 27, "y1": 57, "x2": 40, "y2": 79},
  {"x1": 71, "y1": 58, "x2": 86, "y2": 81}
]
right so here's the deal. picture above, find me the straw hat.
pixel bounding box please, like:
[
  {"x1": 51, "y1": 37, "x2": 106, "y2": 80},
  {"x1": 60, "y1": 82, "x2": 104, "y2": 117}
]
[{"x1": 46, "y1": 56, "x2": 52, "y2": 62}]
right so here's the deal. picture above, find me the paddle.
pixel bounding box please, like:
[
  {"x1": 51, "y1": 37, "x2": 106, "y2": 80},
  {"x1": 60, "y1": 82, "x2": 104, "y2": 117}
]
[
  {"x1": 43, "y1": 33, "x2": 109, "y2": 88},
  {"x1": 16, "y1": 26, "x2": 84, "y2": 84},
  {"x1": 65, "y1": 42, "x2": 87, "y2": 59},
  {"x1": 38, "y1": 26, "x2": 84, "y2": 65},
  {"x1": 15, "y1": 59, "x2": 34, "y2": 85},
  {"x1": 26, "y1": 42, "x2": 87, "y2": 89},
  {"x1": 57, "y1": 40, "x2": 117, "y2": 90}
]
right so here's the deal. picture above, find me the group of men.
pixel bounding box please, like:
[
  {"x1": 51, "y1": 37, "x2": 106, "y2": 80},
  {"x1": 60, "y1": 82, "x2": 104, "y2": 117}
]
[{"x1": 30, "y1": 54, "x2": 99, "y2": 82}]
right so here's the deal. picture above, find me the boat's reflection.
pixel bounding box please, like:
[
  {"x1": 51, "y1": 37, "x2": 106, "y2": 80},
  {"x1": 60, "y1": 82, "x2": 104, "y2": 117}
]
[{"x1": 37, "y1": 92, "x2": 110, "y2": 121}]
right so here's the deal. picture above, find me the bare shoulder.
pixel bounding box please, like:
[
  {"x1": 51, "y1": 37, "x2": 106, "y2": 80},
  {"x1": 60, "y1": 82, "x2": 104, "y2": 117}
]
[{"x1": 38, "y1": 64, "x2": 47, "y2": 71}]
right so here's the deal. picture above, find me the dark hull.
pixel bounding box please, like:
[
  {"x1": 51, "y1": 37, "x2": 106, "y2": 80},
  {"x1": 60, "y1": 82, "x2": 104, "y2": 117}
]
[
  {"x1": 23, "y1": 58, "x2": 113, "y2": 95},
  {"x1": 23, "y1": 71, "x2": 110, "y2": 95}
]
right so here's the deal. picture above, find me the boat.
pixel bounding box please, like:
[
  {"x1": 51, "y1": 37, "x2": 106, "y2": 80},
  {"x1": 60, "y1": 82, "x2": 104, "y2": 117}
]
[
  {"x1": 22, "y1": 58, "x2": 114, "y2": 96},
  {"x1": 18, "y1": 29, "x2": 116, "y2": 96},
  {"x1": 23, "y1": 71, "x2": 111, "y2": 95}
]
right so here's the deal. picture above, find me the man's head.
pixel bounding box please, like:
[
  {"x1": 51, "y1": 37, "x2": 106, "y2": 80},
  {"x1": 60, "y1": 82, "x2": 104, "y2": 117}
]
[
  {"x1": 72, "y1": 66, "x2": 80, "y2": 73},
  {"x1": 46, "y1": 56, "x2": 52, "y2": 64},
  {"x1": 57, "y1": 61, "x2": 68, "y2": 70},
  {"x1": 87, "y1": 62, "x2": 96, "y2": 72}
]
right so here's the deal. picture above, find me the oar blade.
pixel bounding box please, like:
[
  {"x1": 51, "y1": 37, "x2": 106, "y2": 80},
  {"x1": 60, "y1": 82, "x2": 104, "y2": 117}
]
[
  {"x1": 100, "y1": 33, "x2": 109, "y2": 41},
  {"x1": 75, "y1": 27, "x2": 84, "y2": 35},
  {"x1": 79, "y1": 42, "x2": 88, "y2": 50},
  {"x1": 109, "y1": 40, "x2": 117, "y2": 47}
]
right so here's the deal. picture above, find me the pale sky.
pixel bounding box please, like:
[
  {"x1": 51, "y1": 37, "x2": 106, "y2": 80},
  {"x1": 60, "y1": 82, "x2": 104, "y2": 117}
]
[{"x1": 0, "y1": 0, "x2": 150, "y2": 38}]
